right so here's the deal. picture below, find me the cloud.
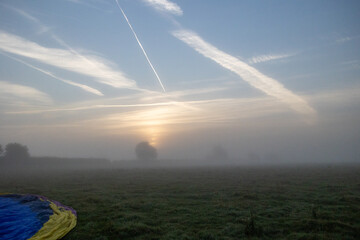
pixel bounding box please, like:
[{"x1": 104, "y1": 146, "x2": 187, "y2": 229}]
[
  {"x1": 336, "y1": 37, "x2": 352, "y2": 43},
  {"x1": 1, "y1": 52, "x2": 103, "y2": 96},
  {"x1": 66, "y1": 0, "x2": 112, "y2": 11},
  {"x1": 139, "y1": 86, "x2": 227, "y2": 102},
  {"x1": 0, "y1": 31, "x2": 136, "y2": 89},
  {"x1": 248, "y1": 53, "x2": 295, "y2": 64},
  {"x1": 5, "y1": 94, "x2": 290, "y2": 131},
  {"x1": 5, "y1": 85, "x2": 360, "y2": 133},
  {"x1": 142, "y1": 0, "x2": 183, "y2": 16},
  {"x1": 58, "y1": 96, "x2": 291, "y2": 137},
  {"x1": 1, "y1": 9, "x2": 104, "y2": 95},
  {"x1": 5, "y1": 6, "x2": 51, "y2": 34},
  {"x1": 336, "y1": 36, "x2": 356, "y2": 44},
  {"x1": 6, "y1": 102, "x2": 177, "y2": 115},
  {"x1": 172, "y1": 30, "x2": 316, "y2": 120},
  {"x1": 0, "y1": 81, "x2": 52, "y2": 105},
  {"x1": 4, "y1": 85, "x2": 229, "y2": 114},
  {"x1": 336, "y1": 35, "x2": 360, "y2": 44}
]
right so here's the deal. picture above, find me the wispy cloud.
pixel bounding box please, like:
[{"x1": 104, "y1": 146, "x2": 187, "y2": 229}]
[
  {"x1": 5, "y1": 91, "x2": 290, "y2": 130},
  {"x1": 6, "y1": 85, "x2": 360, "y2": 133},
  {"x1": 5, "y1": 85, "x2": 225, "y2": 115},
  {"x1": 66, "y1": 0, "x2": 112, "y2": 11},
  {"x1": 139, "y1": 87, "x2": 227, "y2": 102},
  {"x1": 6, "y1": 102, "x2": 177, "y2": 115},
  {"x1": 0, "y1": 31, "x2": 136, "y2": 89},
  {"x1": 5, "y1": 6, "x2": 51, "y2": 34},
  {"x1": 336, "y1": 36, "x2": 352, "y2": 43},
  {"x1": 335, "y1": 35, "x2": 360, "y2": 44},
  {"x1": 1, "y1": 52, "x2": 103, "y2": 96},
  {"x1": 0, "y1": 81, "x2": 52, "y2": 105},
  {"x1": 172, "y1": 30, "x2": 316, "y2": 120},
  {"x1": 58, "y1": 96, "x2": 290, "y2": 135},
  {"x1": 2, "y1": 8, "x2": 104, "y2": 95},
  {"x1": 142, "y1": 0, "x2": 183, "y2": 16},
  {"x1": 248, "y1": 53, "x2": 295, "y2": 64}
]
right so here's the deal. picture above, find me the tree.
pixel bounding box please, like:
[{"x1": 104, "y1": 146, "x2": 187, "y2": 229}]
[
  {"x1": 248, "y1": 152, "x2": 261, "y2": 164},
  {"x1": 135, "y1": 141, "x2": 157, "y2": 161},
  {"x1": 0, "y1": 144, "x2": 3, "y2": 156},
  {"x1": 207, "y1": 145, "x2": 228, "y2": 161},
  {"x1": 4, "y1": 143, "x2": 30, "y2": 161}
]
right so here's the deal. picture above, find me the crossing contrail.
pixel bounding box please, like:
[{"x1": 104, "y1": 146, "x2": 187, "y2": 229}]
[{"x1": 115, "y1": 0, "x2": 166, "y2": 92}]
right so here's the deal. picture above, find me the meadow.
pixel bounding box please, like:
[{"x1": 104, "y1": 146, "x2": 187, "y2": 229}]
[{"x1": 0, "y1": 164, "x2": 359, "y2": 239}]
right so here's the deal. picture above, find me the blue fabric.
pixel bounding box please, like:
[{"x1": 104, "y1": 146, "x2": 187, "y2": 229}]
[
  {"x1": 4, "y1": 194, "x2": 53, "y2": 223},
  {"x1": 0, "y1": 195, "x2": 53, "y2": 240}
]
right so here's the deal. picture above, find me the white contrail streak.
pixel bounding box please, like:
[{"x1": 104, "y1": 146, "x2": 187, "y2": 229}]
[
  {"x1": 6, "y1": 102, "x2": 177, "y2": 114},
  {"x1": 173, "y1": 30, "x2": 316, "y2": 120},
  {"x1": 1, "y1": 52, "x2": 104, "y2": 96},
  {"x1": 115, "y1": 0, "x2": 166, "y2": 92}
]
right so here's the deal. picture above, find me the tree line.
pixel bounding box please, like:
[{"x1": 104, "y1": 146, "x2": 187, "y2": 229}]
[{"x1": 0, "y1": 141, "x2": 158, "y2": 162}]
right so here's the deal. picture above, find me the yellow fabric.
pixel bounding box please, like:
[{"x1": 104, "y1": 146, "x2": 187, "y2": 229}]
[{"x1": 29, "y1": 202, "x2": 77, "y2": 240}]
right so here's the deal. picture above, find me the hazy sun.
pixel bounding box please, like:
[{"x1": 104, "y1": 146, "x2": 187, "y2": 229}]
[{"x1": 145, "y1": 127, "x2": 161, "y2": 146}]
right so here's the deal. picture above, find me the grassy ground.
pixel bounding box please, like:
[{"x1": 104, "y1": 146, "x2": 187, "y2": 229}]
[{"x1": 0, "y1": 164, "x2": 359, "y2": 239}]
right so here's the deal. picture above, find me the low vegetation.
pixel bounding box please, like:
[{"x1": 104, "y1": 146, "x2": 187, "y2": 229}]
[{"x1": 0, "y1": 165, "x2": 359, "y2": 239}]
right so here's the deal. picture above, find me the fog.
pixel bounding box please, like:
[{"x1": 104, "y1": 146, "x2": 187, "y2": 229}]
[
  {"x1": 0, "y1": 0, "x2": 359, "y2": 168},
  {"x1": 1, "y1": 110, "x2": 359, "y2": 170},
  {"x1": 1, "y1": 2, "x2": 360, "y2": 240},
  {"x1": 1, "y1": 99, "x2": 359, "y2": 167}
]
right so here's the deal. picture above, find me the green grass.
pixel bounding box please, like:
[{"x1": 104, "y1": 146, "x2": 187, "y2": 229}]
[{"x1": 1, "y1": 165, "x2": 359, "y2": 239}]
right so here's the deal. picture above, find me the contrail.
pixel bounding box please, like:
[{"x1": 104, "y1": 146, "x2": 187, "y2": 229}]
[
  {"x1": 115, "y1": 0, "x2": 166, "y2": 92},
  {"x1": 6, "y1": 102, "x2": 178, "y2": 114},
  {"x1": 173, "y1": 30, "x2": 316, "y2": 120},
  {"x1": 1, "y1": 52, "x2": 104, "y2": 96}
]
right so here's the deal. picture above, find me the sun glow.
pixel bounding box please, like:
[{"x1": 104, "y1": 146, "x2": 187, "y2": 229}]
[
  {"x1": 147, "y1": 127, "x2": 160, "y2": 146},
  {"x1": 132, "y1": 107, "x2": 174, "y2": 146}
]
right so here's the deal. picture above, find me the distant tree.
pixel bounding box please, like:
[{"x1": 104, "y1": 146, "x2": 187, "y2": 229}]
[
  {"x1": 0, "y1": 144, "x2": 3, "y2": 156},
  {"x1": 4, "y1": 143, "x2": 30, "y2": 161},
  {"x1": 207, "y1": 145, "x2": 228, "y2": 161},
  {"x1": 135, "y1": 141, "x2": 157, "y2": 161},
  {"x1": 248, "y1": 152, "x2": 261, "y2": 164}
]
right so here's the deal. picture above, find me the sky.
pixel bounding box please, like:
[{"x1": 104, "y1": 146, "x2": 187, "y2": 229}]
[{"x1": 0, "y1": 0, "x2": 359, "y2": 163}]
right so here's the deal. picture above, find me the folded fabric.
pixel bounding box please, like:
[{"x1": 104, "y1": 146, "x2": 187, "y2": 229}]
[{"x1": 0, "y1": 194, "x2": 76, "y2": 240}]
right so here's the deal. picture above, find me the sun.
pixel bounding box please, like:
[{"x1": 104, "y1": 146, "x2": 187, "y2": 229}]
[{"x1": 146, "y1": 127, "x2": 161, "y2": 146}]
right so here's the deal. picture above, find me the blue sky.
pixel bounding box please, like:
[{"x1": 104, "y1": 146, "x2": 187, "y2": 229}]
[{"x1": 0, "y1": 0, "x2": 359, "y2": 162}]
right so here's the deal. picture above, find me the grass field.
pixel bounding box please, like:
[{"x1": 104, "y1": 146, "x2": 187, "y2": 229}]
[{"x1": 1, "y1": 164, "x2": 359, "y2": 239}]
